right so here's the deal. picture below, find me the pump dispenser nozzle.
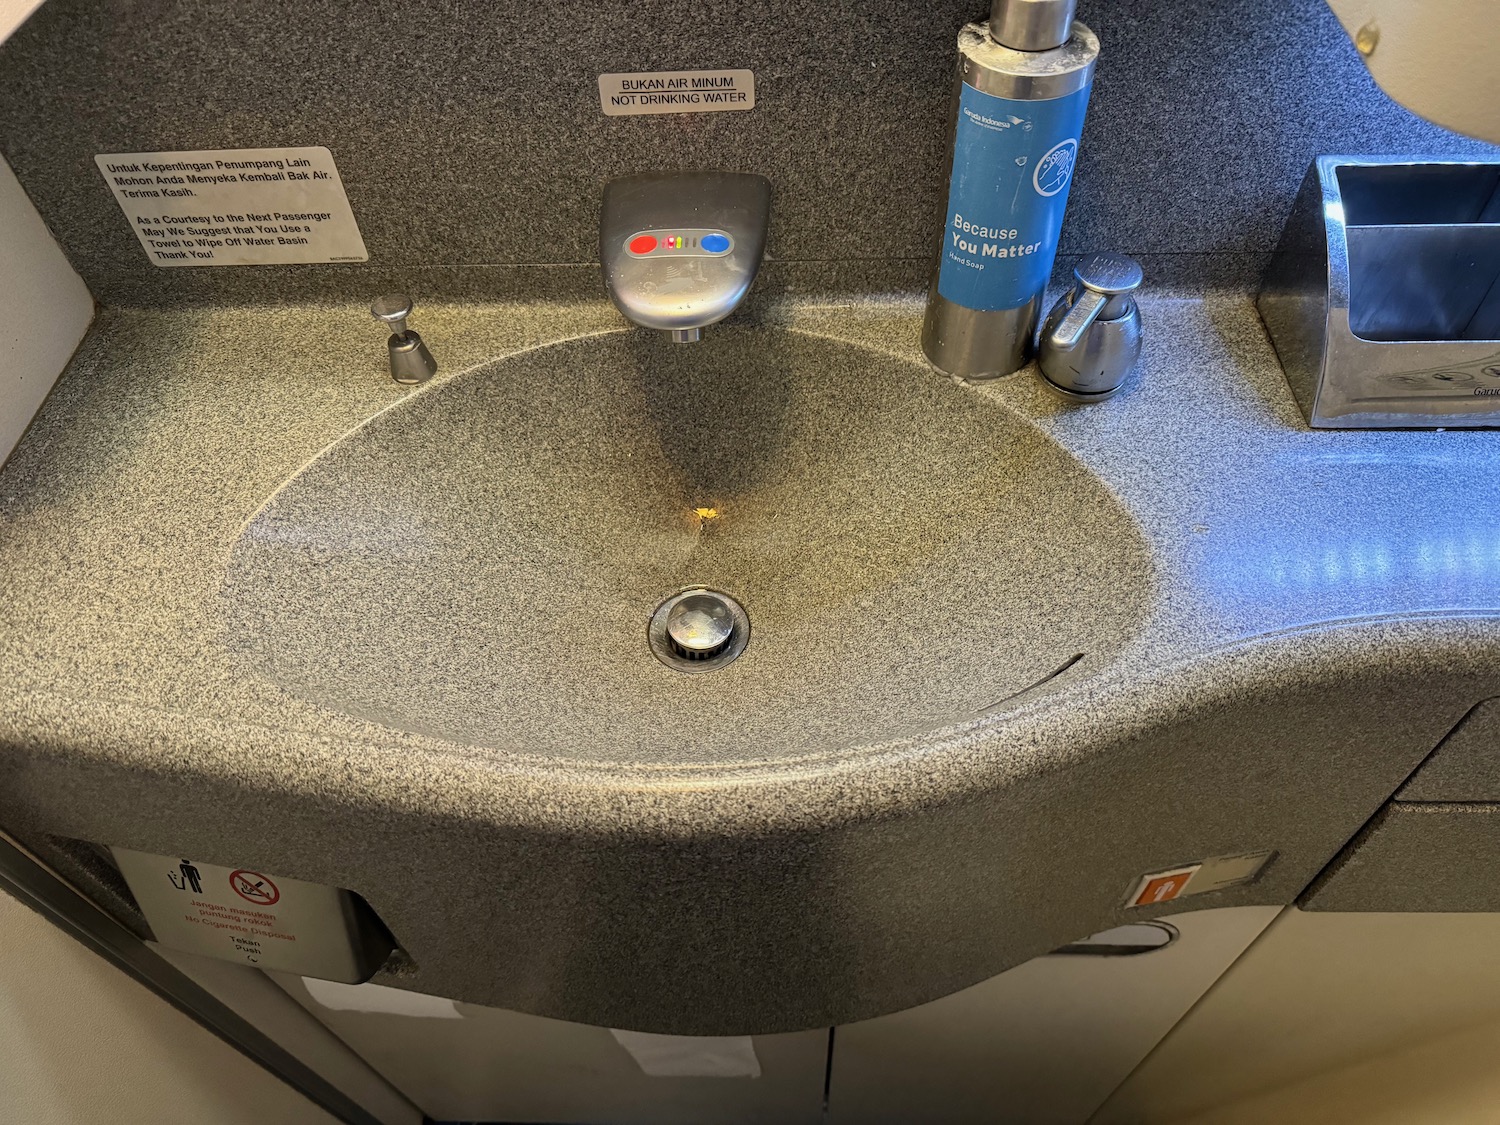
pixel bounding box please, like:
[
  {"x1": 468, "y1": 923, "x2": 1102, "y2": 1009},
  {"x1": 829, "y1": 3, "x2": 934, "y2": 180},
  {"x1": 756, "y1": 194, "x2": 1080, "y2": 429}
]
[{"x1": 988, "y1": 0, "x2": 1078, "y2": 51}]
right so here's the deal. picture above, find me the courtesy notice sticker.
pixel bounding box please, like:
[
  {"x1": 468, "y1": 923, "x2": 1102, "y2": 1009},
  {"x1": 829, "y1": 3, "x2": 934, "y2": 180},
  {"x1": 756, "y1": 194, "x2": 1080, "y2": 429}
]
[{"x1": 95, "y1": 146, "x2": 368, "y2": 267}]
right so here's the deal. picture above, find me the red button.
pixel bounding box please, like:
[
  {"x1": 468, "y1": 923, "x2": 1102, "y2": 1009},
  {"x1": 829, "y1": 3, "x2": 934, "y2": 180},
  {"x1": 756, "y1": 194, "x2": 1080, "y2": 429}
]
[{"x1": 629, "y1": 235, "x2": 658, "y2": 255}]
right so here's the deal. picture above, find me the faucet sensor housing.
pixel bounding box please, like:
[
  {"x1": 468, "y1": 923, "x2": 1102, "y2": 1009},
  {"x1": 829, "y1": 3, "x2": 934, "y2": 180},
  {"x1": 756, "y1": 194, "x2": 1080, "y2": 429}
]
[{"x1": 601, "y1": 172, "x2": 771, "y2": 342}]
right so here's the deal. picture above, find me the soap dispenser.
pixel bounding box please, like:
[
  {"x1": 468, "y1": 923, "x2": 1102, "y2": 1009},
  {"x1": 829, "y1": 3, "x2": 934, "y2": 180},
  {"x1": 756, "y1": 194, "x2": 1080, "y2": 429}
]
[
  {"x1": 921, "y1": 0, "x2": 1100, "y2": 380},
  {"x1": 1038, "y1": 252, "x2": 1143, "y2": 400}
]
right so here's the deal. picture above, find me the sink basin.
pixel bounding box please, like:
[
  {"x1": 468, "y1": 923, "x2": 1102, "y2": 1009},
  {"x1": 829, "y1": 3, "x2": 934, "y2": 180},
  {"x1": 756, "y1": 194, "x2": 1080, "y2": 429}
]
[{"x1": 223, "y1": 327, "x2": 1154, "y2": 767}]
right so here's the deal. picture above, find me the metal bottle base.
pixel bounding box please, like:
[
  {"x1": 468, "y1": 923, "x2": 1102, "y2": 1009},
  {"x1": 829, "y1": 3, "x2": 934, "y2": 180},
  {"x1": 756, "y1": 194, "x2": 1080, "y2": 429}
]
[{"x1": 921, "y1": 288, "x2": 1042, "y2": 381}]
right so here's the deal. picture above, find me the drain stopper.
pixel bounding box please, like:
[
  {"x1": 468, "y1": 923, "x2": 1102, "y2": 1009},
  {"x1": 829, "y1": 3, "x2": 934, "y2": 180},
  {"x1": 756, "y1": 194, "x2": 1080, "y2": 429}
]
[
  {"x1": 647, "y1": 587, "x2": 750, "y2": 673},
  {"x1": 665, "y1": 594, "x2": 735, "y2": 660}
]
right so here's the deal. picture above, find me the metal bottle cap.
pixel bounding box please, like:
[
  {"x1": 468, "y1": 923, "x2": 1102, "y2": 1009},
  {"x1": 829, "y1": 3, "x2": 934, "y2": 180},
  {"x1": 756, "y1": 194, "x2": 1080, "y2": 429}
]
[{"x1": 988, "y1": 0, "x2": 1078, "y2": 51}]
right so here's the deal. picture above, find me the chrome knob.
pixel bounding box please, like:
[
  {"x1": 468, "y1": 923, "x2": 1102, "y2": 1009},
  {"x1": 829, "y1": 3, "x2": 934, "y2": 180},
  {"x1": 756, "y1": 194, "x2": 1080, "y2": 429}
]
[
  {"x1": 1038, "y1": 254, "x2": 1143, "y2": 401},
  {"x1": 371, "y1": 293, "x2": 415, "y2": 336},
  {"x1": 370, "y1": 294, "x2": 437, "y2": 386},
  {"x1": 665, "y1": 593, "x2": 736, "y2": 659}
]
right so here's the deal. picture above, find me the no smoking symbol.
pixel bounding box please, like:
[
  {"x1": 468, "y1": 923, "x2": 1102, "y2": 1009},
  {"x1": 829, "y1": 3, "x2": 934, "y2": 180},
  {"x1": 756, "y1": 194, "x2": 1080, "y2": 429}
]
[{"x1": 228, "y1": 869, "x2": 280, "y2": 906}]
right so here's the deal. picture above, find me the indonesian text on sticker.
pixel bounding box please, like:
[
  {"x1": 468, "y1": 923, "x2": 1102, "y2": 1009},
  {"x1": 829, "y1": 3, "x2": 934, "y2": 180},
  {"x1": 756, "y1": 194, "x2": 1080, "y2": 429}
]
[
  {"x1": 95, "y1": 146, "x2": 368, "y2": 267},
  {"x1": 599, "y1": 70, "x2": 755, "y2": 117}
]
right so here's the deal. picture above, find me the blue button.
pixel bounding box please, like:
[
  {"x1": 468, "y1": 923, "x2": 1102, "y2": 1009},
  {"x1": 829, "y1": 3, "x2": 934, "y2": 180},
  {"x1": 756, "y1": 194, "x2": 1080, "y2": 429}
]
[{"x1": 701, "y1": 233, "x2": 730, "y2": 254}]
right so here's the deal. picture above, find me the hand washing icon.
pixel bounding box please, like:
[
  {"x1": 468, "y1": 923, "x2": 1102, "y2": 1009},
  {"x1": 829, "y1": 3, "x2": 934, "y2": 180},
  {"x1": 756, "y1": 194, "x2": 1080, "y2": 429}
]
[{"x1": 1033, "y1": 138, "x2": 1078, "y2": 197}]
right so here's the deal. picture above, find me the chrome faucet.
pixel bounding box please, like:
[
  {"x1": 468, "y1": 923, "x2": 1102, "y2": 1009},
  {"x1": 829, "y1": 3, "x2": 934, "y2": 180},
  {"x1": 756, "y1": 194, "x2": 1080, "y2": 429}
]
[
  {"x1": 599, "y1": 172, "x2": 771, "y2": 342},
  {"x1": 1038, "y1": 254, "x2": 1144, "y2": 400}
]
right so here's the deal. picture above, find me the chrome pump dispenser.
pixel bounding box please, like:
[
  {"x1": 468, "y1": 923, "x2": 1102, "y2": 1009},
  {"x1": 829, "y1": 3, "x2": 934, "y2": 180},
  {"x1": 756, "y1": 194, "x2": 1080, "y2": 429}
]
[{"x1": 921, "y1": 0, "x2": 1100, "y2": 380}]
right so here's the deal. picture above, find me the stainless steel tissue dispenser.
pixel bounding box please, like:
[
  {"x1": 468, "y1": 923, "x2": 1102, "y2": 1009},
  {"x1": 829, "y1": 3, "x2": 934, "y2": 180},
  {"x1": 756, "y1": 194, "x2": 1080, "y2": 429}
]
[{"x1": 1258, "y1": 156, "x2": 1500, "y2": 428}]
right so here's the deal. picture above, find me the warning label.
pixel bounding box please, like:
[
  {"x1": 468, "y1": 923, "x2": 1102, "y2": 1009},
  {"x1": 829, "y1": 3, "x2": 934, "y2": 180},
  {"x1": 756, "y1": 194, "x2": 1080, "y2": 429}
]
[
  {"x1": 229, "y1": 869, "x2": 281, "y2": 906},
  {"x1": 184, "y1": 897, "x2": 296, "y2": 944},
  {"x1": 598, "y1": 70, "x2": 755, "y2": 117},
  {"x1": 110, "y1": 846, "x2": 367, "y2": 980},
  {"x1": 94, "y1": 146, "x2": 369, "y2": 267}
]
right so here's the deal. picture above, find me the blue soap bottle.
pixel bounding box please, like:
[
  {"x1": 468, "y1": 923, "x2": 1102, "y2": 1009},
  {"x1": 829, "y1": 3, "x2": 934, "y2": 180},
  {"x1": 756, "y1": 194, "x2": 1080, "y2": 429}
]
[{"x1": 921, "y1": 0, "x2": 1099, "y2": 380}]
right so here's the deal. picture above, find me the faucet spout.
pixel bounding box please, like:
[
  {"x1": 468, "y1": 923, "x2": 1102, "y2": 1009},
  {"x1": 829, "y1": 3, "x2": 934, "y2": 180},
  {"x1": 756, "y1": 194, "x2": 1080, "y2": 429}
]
[{"x1": 600, "y1": 172, "x2": 771, "y2": 341}]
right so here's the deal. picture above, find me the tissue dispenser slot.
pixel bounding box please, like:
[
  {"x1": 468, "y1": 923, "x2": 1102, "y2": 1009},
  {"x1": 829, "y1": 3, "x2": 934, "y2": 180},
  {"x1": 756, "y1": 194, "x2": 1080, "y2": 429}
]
[
  {"x1": 1259, "y1": 157, "x2": 1500, "y2": 428},
  {"x1": 111, "y1": 846, "x2": 394, "y2": 983}
]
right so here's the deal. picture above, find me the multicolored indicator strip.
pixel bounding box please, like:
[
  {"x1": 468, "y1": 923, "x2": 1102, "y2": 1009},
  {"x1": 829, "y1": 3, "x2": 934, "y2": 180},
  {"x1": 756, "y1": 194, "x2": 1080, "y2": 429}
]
[{"x1": 626, "y1": 230, "x2": 733, "y2": 256}]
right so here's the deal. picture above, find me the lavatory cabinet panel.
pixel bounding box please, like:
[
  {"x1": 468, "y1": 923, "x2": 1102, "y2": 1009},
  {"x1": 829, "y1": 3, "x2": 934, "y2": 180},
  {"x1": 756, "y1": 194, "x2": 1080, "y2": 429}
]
[
  {"x1": 271, "y1": 976, "x2": 827, "y2": 1125},
  {"x1": 1094, "y1": 908, "x2": 1500, "y2": 1123},
  {"x1": 1303, "y1": 802, "x2": 1500, "y2": 912},
  {"x1": 1399, "y1": 697, "x2": 1500, "y2": 801},
  {"x1": 825, "y1": 907, "x2": 1280, "y2": 1125}
]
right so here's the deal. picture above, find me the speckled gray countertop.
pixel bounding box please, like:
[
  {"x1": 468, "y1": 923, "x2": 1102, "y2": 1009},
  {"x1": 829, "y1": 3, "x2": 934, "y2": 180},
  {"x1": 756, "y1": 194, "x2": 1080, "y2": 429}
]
[
  {"x1": 2, "y1": 290, "x2": 1499, "y2": 1034},
  {"x1": 3, "y1": 292, "x2": 1495, "y2": 750}
]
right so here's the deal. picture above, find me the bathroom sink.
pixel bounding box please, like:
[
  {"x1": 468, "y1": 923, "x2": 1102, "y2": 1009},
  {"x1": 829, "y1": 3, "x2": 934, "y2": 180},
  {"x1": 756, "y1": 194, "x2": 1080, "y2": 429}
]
[{"x1": 223, "y1": 327, "x2": 1153, "y2": 767}]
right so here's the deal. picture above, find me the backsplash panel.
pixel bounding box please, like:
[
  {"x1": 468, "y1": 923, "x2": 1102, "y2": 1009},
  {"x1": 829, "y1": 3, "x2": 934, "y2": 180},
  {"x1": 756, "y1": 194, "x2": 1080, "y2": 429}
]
[{"x1": 0, "y1": 0, "x2": 1492, "y2": 305}]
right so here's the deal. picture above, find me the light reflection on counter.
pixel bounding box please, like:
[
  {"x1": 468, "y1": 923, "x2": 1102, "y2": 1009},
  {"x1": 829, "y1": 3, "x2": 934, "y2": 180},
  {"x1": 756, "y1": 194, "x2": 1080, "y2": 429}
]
[
  {"x1": 1251, "y1": 533, "x2": 1500, "y2": 591},
  {"x1": 1206, "y1": 514, "x2": 1500, "y2": 617},
  {"x1": 1198, "y1": 434, "x2": 1500, "y2": 619}
]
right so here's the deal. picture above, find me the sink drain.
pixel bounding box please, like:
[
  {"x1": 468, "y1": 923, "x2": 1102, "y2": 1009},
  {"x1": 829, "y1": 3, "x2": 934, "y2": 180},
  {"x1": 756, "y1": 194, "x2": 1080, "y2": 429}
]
[{"x1": 648, "y1": 588, "x2": 750, "y2": 673}]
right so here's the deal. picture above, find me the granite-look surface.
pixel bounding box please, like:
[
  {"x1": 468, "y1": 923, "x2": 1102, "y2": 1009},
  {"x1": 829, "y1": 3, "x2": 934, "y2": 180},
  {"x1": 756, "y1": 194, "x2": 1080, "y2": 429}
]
[
  {"x1": 225, "y1": 328, "x2": 1155, "y2": 764},
  {"x1": 1302, "y1": 803, "x2": 1500, "y2": 912},
  {"x1": 0, "y1": 0, "x2": 1495, "y2": 305},
  {"x1": 1399, "y1": 699, "x2": 1500, "y2": 802},
  {"x1": 1, "y1": 293, "x2": 1499, "y2": 1034}
]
